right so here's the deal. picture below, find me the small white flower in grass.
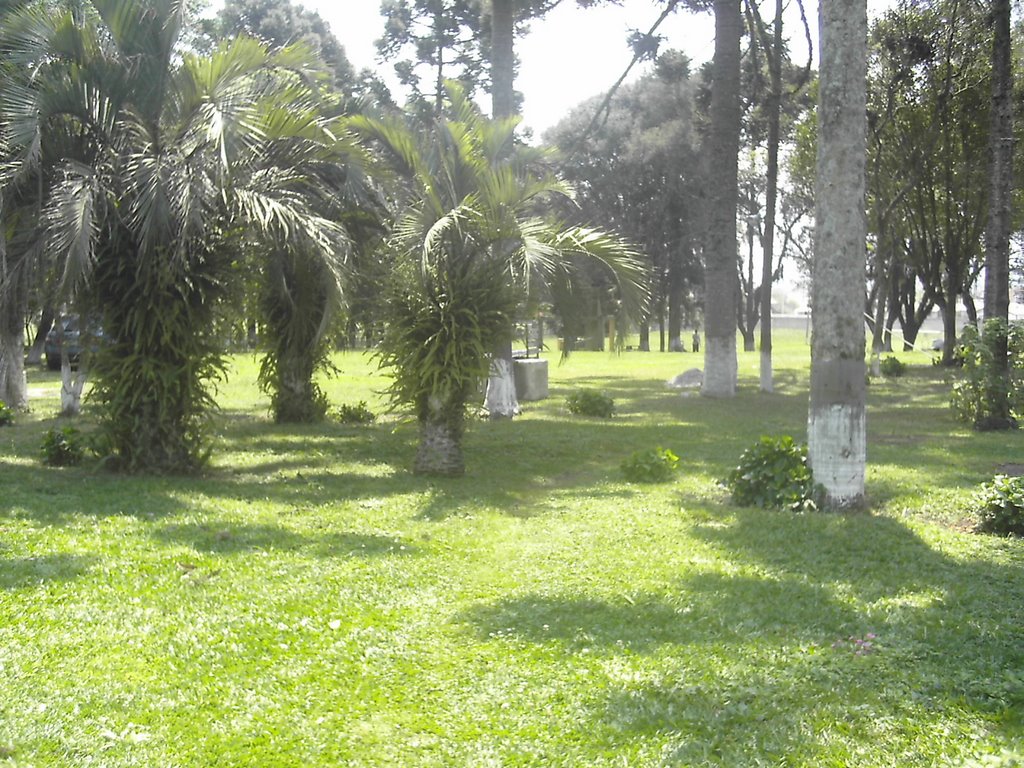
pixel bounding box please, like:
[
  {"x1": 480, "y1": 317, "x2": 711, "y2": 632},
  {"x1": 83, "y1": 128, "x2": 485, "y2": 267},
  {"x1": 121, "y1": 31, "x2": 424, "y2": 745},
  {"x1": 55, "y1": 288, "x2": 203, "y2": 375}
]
[{"x1": 328, "y1": 619, "x2": 342, "y2": 630}]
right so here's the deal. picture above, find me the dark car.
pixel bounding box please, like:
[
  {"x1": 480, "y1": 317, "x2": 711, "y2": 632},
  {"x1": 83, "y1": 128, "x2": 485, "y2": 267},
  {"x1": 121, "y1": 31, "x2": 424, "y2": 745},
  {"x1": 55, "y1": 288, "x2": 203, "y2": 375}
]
[{"x1": 44, "y1": 315, "x2": 104, "y2": 370}]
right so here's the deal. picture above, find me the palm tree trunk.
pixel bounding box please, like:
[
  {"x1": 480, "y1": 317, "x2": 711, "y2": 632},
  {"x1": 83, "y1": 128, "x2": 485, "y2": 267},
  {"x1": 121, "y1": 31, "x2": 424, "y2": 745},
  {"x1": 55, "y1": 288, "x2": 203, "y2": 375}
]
[
  {"x1": 0, "y1": 220, "x2": 27, "y2": 409},
  {"x1": 701, "y1": 0, "x2": 742, "y2": 397},
  {"x1": 808, "y1": 0, "x2": 868, "y2": 509},
  {"x1": 415, "y1": 399, "x2": 465, "y2": 476}
]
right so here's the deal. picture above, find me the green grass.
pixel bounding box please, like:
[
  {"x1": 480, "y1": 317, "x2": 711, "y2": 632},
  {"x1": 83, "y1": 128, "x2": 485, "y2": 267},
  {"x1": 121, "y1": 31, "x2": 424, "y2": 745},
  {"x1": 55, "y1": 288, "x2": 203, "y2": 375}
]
[{"x1": 1, "y1": 331, "x2": 1022, "y2": 766}]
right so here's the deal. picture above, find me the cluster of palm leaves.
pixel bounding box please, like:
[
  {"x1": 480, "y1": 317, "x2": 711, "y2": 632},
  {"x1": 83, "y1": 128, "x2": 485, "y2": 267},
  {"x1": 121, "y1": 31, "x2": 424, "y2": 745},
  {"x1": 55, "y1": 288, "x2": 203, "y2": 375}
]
[
  {"x1": 354, "y1": 87, "x2": 647, "y2": 475},
  {"x1": 0, "y1": 0, "x2": 646, "y2": 475}
]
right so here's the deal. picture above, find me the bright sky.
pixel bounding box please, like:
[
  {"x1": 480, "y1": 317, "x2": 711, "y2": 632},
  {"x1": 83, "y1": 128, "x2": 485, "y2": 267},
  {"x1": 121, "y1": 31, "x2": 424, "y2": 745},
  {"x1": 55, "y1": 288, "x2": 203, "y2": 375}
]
[{"x1": 280, "y1": 1, "x2": 892, "y2": 138}]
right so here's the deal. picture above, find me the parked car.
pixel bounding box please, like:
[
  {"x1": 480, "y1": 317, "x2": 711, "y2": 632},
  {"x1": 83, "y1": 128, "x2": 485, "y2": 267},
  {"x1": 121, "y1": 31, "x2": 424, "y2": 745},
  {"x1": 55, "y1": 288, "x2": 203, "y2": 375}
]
[{"x1": 44, "y1": 315, "x2": 104, "y2": 370}]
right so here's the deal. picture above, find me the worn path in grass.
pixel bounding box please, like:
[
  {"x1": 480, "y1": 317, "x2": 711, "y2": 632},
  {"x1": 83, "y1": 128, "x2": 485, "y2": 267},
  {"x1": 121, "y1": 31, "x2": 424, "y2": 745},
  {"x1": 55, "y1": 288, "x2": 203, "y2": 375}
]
[{"x1": 1, "y1": 334, "x2": 1022, "y2": 766}]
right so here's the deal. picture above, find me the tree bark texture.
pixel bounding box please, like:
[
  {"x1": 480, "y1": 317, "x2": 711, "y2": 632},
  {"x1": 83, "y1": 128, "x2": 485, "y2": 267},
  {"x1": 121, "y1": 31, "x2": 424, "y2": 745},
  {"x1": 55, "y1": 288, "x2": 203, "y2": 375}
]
[
  {"x1": 701, "y1": 0, "x2": 742, "y2": 398},
  {"x1": 984, "y1": 0, "x2": 1012, "y2": 325},
  {"x1": 809, "y1": 0, "x2": 868, "y2": 509},
  {"x1": 490, "y1": 0, "x2": 515, "y2": 120},
  {"x1": 415, "y1": 411, "x2": 465, "y2": 477}
]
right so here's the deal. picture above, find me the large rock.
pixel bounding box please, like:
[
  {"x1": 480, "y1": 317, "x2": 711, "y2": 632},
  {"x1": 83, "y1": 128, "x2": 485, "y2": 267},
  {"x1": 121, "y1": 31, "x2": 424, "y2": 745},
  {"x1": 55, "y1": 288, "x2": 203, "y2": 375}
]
[{"x1": 666, "y1": 368, "x2": 703, "y2": 389}]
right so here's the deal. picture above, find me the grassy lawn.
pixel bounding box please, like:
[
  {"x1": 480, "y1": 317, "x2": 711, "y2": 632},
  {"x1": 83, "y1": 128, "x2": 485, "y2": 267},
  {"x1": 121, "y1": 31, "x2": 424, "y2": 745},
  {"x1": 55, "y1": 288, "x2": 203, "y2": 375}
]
[{"x1": 1, "y1": 330, "x2": 1022, "y2": 767}]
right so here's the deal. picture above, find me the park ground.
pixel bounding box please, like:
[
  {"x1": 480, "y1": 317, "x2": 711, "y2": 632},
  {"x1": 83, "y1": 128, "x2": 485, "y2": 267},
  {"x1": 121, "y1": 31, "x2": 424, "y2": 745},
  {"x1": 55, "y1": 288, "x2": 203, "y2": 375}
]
[{"x1": 1, "y1": 329, "x2": 1022, "y2": 766}]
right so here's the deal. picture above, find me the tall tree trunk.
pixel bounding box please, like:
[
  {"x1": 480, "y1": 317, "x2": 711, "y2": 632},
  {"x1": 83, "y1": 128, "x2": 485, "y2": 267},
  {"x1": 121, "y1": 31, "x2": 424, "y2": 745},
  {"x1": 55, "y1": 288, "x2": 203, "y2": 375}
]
[
  {"x1": 484, "y1": 0, "x2": 520, "y2": 419},
  {"x1": 702, "y1": 0, "x2": 742, "y2": 397},
  {"x1": 668, "y1": 248, "x2": 684, "y2": 351},
  {"x1": 809, "y1": 0, "x2": 868, "y2": 509},
  {"x1": 759, "y1": 0, "x2": 784, "y2": 392},
  {"x1": 983, "y1": 0, "x2": 1013, "y2": 427},
  {"x1": 491, "y1": 0, "x2": 515, "y2": 120}
]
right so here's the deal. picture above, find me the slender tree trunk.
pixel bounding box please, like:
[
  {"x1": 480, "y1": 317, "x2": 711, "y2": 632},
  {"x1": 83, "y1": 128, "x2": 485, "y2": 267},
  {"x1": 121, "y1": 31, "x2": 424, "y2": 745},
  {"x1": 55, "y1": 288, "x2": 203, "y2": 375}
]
[
  {"x1": 809, "y1": 0, "x2": 868, "y2": 510},
  {"x1": 743, "y1": 221, "x2": 757, "y2": 352},
  {"x1": 639, "y1": 318, "x2": 650, "y2": 351},
  {"x1": 491, "y1": 0, "x2": 515, "y2": 120},
  {"x1": 26, "y1": 307, "x2": 55, "y2": 367},
  {"x1": 702, "y1": 0, "x2": 742, "y2": 397},
  {"x1": 759, "y1": 0, "x2": 784, "y2": 393},
  {"x1": 484, "y1": 0, "x2": 520, "y2": 419},
  {"x1": 983, "y1": 0, "x2": 1013, "y2": 427}
]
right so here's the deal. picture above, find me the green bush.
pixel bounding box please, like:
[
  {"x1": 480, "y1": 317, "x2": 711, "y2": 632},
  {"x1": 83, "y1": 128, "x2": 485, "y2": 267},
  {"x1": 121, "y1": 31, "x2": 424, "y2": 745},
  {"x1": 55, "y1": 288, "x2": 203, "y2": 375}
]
[
  {"x1": 0, "y1": 400, "x2": 13, "y2": 426},
  {"x1": 566, "y1": 389, "x2": 615, "y2": 418},
  {"x1": 974, "y1": 474, "x2": 1024, "y2": 537},
  {"x1": 41, "y1": 427, "x2": 85, "y2": 467},
  {"x1": 621, "y1": 447, "x2": 679, "y2": 483},
  {"x1": 723, "y1": 435, "x2": 821, "y2": 512},
  {"x1": 879, "y1": 355, "x2": 906, "y2": 377},
  {"x1": 950, "y1": 319, "x2": 1024, "y2": 430},
  {"x1": 336, "y1": 401, "x2": 376, "y2": 425}
]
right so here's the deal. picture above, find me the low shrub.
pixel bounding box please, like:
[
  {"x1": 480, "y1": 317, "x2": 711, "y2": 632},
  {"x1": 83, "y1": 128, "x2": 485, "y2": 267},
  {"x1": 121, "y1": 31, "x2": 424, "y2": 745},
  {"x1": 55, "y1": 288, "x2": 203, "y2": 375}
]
[
  {"x1": 566, "y1": 389, "x2": 614, "y2": 418},
  {"x1": 336, "y1": 401, "x2": 376, "y2": 425},
  {"x1": 0, "y1": 400, "x2": 13, "y2": 426},
  {"x1": 974, "y1": 474, "x2": 1024, "y2": 537},
  {"x1": 40, "y1": 426, "x2": 85, "y2": 467},
  {"x1": 950, "y1": 319, "x2": 1024, "y2": 430},
  {"x1": 723, "y1": 435, "x2": 821, "y2": 512},
  {"x1": 621, "y1": 447, "x2": 679, "y2": 483},
  {"x1": 879, "y1": 355, "x2": 906, "y2": 377}
]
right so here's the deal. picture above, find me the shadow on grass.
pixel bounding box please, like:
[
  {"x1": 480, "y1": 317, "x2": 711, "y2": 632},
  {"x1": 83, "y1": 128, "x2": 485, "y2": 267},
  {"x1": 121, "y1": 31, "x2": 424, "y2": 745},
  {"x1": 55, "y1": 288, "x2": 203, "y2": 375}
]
[
  {"x1": 152, "y1": 522, "x2": 416, "y2": 558},
  {"x1": 459, "y1": 571, "x2": 856, "y2": 652},
  {"x1": 0, "y1": 553, "x2": 95, "y2": 589}
]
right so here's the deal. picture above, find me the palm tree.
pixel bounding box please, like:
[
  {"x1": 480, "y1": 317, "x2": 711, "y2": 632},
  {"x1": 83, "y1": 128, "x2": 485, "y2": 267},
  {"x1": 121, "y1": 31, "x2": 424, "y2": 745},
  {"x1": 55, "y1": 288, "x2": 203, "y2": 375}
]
[
  {"x1": 1, "y1": 0, "x2": 351, "y2": 470},
  {"x1": 353, "y1": 86, "x2": 647, "y2": 476}
]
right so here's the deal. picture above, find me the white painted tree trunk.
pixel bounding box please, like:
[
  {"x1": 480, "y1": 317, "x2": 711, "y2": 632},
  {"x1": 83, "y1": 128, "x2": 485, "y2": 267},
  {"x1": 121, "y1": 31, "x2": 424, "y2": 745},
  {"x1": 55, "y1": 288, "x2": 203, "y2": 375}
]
[
  {"x1": 759, "y1": 349, "x2": 773, "y2": 394},
  {"x1": 702, "y1": 337, "x2": 736, "y2": 397},
  {"x1": 808, "y1": 0, "x2": 868, "y2": 509},
  {"x1": 60, "y1": 357, "x2": 86, "y2": 417},
  {"x1": 484, "y1": 356, "x2": 519, "y2": 418}
]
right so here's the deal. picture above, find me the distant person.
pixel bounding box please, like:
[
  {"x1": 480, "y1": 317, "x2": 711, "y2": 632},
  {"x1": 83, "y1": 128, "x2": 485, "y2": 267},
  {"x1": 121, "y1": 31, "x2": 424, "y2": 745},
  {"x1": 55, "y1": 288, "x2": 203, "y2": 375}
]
[{"x1": 692, "y1": 330, "x2": 700, "y2": 353}]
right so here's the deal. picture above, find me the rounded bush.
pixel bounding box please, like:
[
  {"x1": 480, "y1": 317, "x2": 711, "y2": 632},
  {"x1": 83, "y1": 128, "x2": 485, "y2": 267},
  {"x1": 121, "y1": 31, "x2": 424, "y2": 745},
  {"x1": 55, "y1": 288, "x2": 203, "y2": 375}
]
[
  {"x1": 566, "y1": 389, "x2": 614, "y2": 418},
  {"x1": 336, "y1": 401, "x2": 376, "y2": 425},
  {"x1": 974, "y1": 474, "x2": 1024, "y2": 537},
  {"x1": 621, "y1": 447, "x2": 679, "y2": 483},
  {"x1": 723, "y1": 435, "x2": 821, "y2": 512},
  {"x1": 879, "y1": 355, "x2": 907, "y2": 377},
  {"x1": 40, "y1": 426, "x2": 85, "y2": 467}
]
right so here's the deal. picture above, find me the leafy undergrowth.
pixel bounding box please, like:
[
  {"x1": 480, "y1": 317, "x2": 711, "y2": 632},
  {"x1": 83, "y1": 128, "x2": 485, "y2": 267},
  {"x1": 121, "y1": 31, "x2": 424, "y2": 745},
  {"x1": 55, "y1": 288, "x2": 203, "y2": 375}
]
[{"x1": 1, "y1": 335, "x2": 1022, "y2": 766}]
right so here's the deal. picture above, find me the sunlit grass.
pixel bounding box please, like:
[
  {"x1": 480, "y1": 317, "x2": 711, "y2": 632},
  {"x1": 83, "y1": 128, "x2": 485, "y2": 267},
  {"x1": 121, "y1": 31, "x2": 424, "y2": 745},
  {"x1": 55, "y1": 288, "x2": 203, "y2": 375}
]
[{"x1": 1, "y1": 330, "x2": 1022, "y2": 766}]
